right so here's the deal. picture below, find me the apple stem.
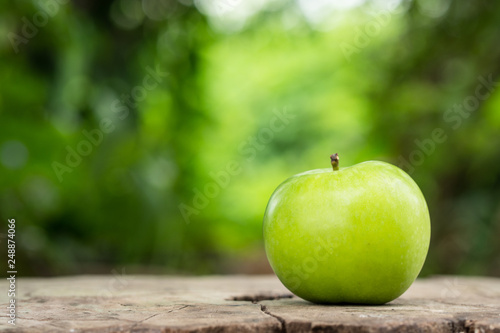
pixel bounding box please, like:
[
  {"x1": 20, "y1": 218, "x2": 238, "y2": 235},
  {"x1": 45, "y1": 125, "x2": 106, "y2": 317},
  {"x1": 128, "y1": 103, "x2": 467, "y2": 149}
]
[{"x1": 330, "y1": 153, "x2": 339, "y2": 171}]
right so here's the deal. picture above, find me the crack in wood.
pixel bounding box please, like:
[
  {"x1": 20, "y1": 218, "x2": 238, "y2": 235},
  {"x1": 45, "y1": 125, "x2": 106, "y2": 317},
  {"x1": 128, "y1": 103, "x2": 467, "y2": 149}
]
[
  {"x1": 127, "y1": 305, "x2": 190, "y2": 330},
  {"x1": 133, "y1": 313, "x2": 160, "y2": 327},
  {"x1": 260, "y1": 304, "x2": 287, "y2": 333},
  {"x1": 228, "y1": 293, "x2": 294, "y2": 302},
  {"x1": 166, "y1": 304, "x2": 190, "y2": 314}
]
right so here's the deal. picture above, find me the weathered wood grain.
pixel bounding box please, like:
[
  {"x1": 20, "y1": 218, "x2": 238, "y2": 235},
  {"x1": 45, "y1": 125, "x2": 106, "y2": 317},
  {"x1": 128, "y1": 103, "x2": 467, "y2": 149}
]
[{"x1": 0, "y1": 275, "x2": 499, "y2": 332}]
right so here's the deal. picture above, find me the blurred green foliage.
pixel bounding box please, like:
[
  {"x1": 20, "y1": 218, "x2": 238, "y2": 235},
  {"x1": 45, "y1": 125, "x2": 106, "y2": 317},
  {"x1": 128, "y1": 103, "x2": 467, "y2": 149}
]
[{"x1": 0, "y1": 0, "x2": 499, "y2": 276}]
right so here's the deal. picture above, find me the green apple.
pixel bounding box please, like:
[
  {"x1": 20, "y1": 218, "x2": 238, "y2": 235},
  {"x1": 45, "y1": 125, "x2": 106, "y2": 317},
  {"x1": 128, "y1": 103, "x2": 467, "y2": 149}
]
[{"x1": 263, "y1": 154, "x2": 430, "y2": 304}]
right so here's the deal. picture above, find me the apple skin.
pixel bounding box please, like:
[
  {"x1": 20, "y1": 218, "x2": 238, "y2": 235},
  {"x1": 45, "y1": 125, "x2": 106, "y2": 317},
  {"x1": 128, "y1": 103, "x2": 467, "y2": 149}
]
[{"x1": 263, "y1": 160, "x2": 430, "y2": 304}]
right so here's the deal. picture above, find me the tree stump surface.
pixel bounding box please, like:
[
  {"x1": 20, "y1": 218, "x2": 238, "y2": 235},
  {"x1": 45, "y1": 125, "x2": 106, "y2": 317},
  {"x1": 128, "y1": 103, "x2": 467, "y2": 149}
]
[{"x1": 0, "y1": 275, "x2": 499, "y2": 332}]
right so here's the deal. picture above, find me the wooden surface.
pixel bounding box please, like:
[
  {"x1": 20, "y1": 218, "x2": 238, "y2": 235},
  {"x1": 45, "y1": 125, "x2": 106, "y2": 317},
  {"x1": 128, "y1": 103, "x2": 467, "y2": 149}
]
[{"x1": 0, "y1": 275, "x2": 499, "y2": 332}]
